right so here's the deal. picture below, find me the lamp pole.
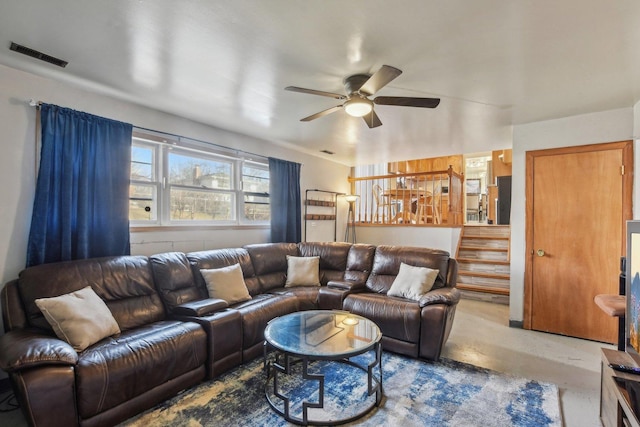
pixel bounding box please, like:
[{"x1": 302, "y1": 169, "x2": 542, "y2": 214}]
[{"x1": 344, "y1": 195, "x2": 359, "y2": 243}]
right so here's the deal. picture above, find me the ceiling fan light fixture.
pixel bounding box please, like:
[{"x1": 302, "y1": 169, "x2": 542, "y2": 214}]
[{"x1": 344, "y1": 96, "x2": 373, "y2": 117}]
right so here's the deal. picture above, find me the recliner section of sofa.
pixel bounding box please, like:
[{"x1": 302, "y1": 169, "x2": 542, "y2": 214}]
[
  {"x1": 343, "y1": 245, "x2": 460, "y2": 360},
  {"x1": 186, "y1": 245, "x2": 300, "y2": 362},
  {"x1": 0, "y1": 241, "x2": 459, "y2": 427},
  {"x1": 149, "y1": 251, "x2": 243, "y2": 379},
  {"x1": 0, "y1": 256, "x2": 207, "y2": 427}
]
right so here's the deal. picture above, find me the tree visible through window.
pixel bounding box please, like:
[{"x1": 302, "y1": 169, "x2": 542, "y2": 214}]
[
  {"x1": 129, "y1": 133, "x2": 269, "y2": 226},
  {"x1": 168, "y1": 151, "x2": 234, "y2": 221}
]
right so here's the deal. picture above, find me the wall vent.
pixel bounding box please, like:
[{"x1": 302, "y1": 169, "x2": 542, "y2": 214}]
[
  {"x1": 10, "y1": 42, "x2": 68, "y2": 68},
  {"x1": 320, "y1": 149, "x2": 335, "y2": 155}
]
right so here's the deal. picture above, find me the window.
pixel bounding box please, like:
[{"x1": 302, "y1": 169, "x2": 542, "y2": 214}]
[
  {"x1": 129, "y1": 142, "x2": 159, "y2": 221},
  {"x1": 242, "y1": 163, "x2": 270, "y2": 221},
  {"x1": 129, "y1": 132, "x2": 269, "y2": 227}
]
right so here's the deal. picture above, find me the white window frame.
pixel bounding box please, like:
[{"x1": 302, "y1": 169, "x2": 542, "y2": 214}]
[
  {"x1": 239, "y1": 160, "x2": 270, "y2": 224},
  {"x1": 130, "y1": 131, "x2": 270, "y2": 228},
  {"x1": 129, "y1": 137, "x2": 162, "y2": 226}
]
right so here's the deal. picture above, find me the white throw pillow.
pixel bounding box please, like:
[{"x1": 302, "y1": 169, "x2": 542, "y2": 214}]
[
  {"x1": 285, "y1": 255, "x2": 321, "y2": 287},
  {"x1": 388, "y1": 262, "x2": 439, "y2": 301},
  {"x1": 200, "y1": 263, "x2": 252, "y2": 305},
  {"x1": 35, "y1": 286, "x2": 121, "y2": 352}
]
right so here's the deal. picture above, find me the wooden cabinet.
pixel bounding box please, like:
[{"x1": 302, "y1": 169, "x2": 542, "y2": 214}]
[
  {"x1": 491, "y1": 149, "x2": 512, "y2": 179},
  {"x1": 601, "y1": 349, "x2": 640, "y2": 427}
]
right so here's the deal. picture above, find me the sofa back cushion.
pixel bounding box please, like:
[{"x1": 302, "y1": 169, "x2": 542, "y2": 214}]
[
  {"x1": 19, "y1": 256, "x2": 164, "y2": 332},
  {"x1": 344, "y1": 244, "x2": 376, "y2": 283},
  {"x1": 298, "y1": 242, "x2": 352, "y2": 285},
  {"x1": 244, "y1": 243, "x2": 299, "y2": 292},
  {"x1": 187, "y1": 248, "x2": 259, "y2": 296},
  {"x1": 366, "y1": 245, "x2": 451, "y2": 294},
  {"x1": 150, "y1": 252, "x2": 206, "y2": 312}
]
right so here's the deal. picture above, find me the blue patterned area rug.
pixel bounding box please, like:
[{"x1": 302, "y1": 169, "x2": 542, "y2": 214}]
[{"x1": 122, "y1": 352, "x2": 561, "y2": 427}]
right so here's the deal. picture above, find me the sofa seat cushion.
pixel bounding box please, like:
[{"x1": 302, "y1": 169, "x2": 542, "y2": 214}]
[
  {"x1": 269, "y1": 286, "x2": 321, "y2": 311},
  {"x1": 76, "y1": 320, "x2": 206, "y2": 419},
  {"x1": 231, "y1": 294, "x2": 299, "y2": 350},
  {"x1": 343, "y1": 293, "x2": 421, "y2": 343}
]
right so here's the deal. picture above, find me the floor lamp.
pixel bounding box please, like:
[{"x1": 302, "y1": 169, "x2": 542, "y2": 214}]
[{"x1": 344, "y1": 194, "x2": 359, "y2": 243}]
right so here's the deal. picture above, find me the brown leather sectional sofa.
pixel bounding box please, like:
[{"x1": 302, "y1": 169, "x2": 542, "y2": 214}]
[{"x1": 0, "y1": 242, "x2": 459, "y2": 427}]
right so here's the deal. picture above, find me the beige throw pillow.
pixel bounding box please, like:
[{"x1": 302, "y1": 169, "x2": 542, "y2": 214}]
[
  {"x1": 200, "y1": 263, "x2": 252, "y2": 305},
  {"x1": 285, "y1": 255, "x2": 321, "y2": 287},
  {"x1": 35, "y1": 286, "x2": 121, "y2": 352},
  {"x1": 388, "y1": 262, "x2": 439, "y2": 301}
]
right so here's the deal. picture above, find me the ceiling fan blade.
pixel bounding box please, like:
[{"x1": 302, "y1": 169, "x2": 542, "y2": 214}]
[
  {"x1": 374, "y1": 96, "x2": 441, "y2": 108},
  {"x1": 362, "y1": 110, "x2": 382, "y2": 128},
  {"x1": 300, "y1": 105, "x2": 343, "y2": 122},
  {"x1": 359, "y1": 65, "x2": 402, "y2": 95},
  {"x1": 285, "y1": 86, "x2": 346, "y2": 100}
]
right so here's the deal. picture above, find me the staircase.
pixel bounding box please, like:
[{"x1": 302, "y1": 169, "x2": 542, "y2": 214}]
[{"x1": 455, "y1": 225, "x2": 510, "y2": 304}]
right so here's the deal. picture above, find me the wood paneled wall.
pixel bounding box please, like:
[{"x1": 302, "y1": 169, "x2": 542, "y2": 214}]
[{"x1": 388, "y1": 154, "x2": 463, "y2": 174}]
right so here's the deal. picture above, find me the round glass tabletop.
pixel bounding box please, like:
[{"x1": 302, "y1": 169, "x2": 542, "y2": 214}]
[{"x1": 264, "y1": 310, "x2": 381, "y2": 358}]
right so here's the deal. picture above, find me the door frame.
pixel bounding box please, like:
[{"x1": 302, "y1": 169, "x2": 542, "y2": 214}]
[{"x1": 523, "y1": 140, "x2": 633, "y2": 330}]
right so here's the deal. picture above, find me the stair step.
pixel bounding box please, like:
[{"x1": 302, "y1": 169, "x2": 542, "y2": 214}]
[
  {"x1": 460, "y1": 225, "x2": 510, "y2": 238},
  {"x1": 457, "y1": 275, "x2": 510, "y2": 287},
  {"x1": 458, "y1": 251, "x2": 509, "y2": 262},
  {"x1": 459, "y1": 266, "x2": 510, "y2": 275},
  {"x1": 457, "y1": 258, "x2": 510, "y2": 265},
  {"x1": 458, "y1": 271, "x2": 510, "y2": 280},
  {"x1": 461, "y1": 235, "x2": 510, "y2": 241},
  {"x1": 457, "y1": 283, "x2": 510, "y2": 296},
  {"x1": 459, "y1": 245, "x2": 508, "y2": 252},
  {"x1": 460, "y1": 243, "x2": 509, "y2": 251}
]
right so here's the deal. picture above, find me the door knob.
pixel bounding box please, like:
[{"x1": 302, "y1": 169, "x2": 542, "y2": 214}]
[{"x1": 536, "y1": 249, "x2": 545, "y2": 257}]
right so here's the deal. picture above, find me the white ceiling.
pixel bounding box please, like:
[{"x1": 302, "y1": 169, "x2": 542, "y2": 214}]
[{"x1": 1, "y1": 0, "x2": 639, "y2": 165}]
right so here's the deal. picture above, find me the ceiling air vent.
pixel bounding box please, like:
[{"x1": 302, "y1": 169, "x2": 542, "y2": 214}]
[
  {"x1": 320, "y1": 150, "x2": 335, "y2": 155},
  {"x1": 9, "y1": 42, "x2": 68, "y2": 68}
]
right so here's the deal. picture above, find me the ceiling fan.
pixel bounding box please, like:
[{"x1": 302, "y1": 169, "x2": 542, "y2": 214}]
[{"x1": 285, "y1": 65, "x2": 440, "y2": 128}]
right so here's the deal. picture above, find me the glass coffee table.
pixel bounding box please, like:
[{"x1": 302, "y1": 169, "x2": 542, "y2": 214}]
[{"x1": 263, "y1": 310, "x2": 383, "y2": 426}]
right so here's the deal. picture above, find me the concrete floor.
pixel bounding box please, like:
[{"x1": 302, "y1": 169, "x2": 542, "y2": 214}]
[
  {"x1": 444, "y1": 299, "x2": 610, "y2": 427},
  {"x1": 0, "y1": 298, "x2": 608, "y2": 426}
]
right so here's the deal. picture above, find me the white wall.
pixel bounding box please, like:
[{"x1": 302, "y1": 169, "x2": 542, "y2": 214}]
[
  {"x1": 0, "y1": 63, "x2": 350, "y2": 298},
  {"x1": 356, "y1": 226, "x2": 462, "y2": 256},
  {"x1": 510, "y1": 108, "x2": 635, "y2": 322}
]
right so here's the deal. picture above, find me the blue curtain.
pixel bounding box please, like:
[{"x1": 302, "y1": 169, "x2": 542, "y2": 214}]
[
  {"x1": 268, "y1": 157, "x2": 301, "y2": 243},
  {"x1": 26, "y1": 104, "x2": 133, "y2": 266}
]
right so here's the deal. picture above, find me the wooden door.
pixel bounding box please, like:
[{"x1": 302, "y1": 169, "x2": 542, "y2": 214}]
[{"x1": 524, "y1": 141, "x2": 633, "y2": 343}]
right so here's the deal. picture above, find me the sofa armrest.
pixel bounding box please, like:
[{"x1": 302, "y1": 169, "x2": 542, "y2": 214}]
[
  {"x1": 419, "y1": 287, "x2": 461, "y2": 308},
  {"x1": 0, "y1": 329, "x2": 78, "y2": 372},
  {"x1": 327, "y1": 280, "x2": 366, "y2": 291},
  {"x1": 173, "y1": 298, "x2": 229, "y2": 316}
]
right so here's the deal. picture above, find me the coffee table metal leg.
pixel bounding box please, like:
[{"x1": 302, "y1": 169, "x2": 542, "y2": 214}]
[
  {"x1": 265, "y1": 349, "x2": 383, "y2": 426},
  {"x1": 368, "y1": 342, "x2": 383, "y2": 405},
  {"x1": 301, "y1": 356, "x2": 324, "y2": 425},
  {"x1": 272, "y1": 352, "x2": 293, "y2": 420}
]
